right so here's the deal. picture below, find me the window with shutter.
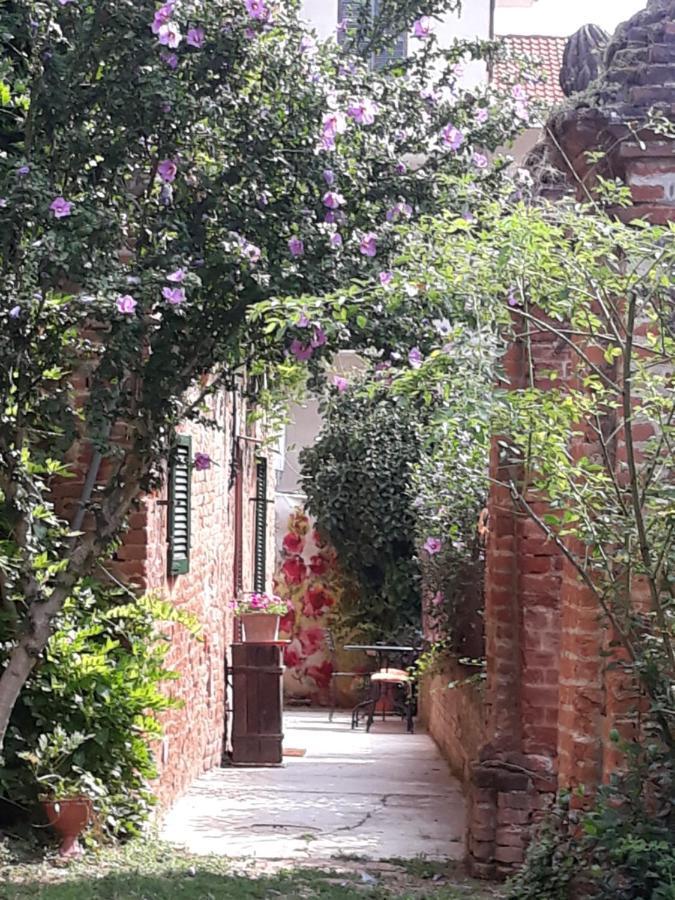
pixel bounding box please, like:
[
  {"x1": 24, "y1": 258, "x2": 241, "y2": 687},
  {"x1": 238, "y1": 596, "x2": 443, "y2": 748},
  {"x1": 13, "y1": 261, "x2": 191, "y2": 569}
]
[
  {"x1": 338, "y1": 0, "x2": 407, "y2": 69},
  {"x1": 168, "y1": 435, "x2": 192, "y2": 575},
  {"x1": 253, "y1": 458, "x2": 268, "y2": 593}
]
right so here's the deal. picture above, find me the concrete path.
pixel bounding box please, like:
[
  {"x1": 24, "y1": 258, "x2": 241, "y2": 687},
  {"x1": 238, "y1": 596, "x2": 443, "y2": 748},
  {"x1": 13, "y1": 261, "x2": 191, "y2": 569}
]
[{"x1": 162, "y1": 710, "x2": 465, "y2": 862}]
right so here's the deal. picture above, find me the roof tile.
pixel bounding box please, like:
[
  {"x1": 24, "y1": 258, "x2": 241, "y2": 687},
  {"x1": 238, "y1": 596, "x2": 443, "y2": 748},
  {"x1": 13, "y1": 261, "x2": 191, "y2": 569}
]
[{"x1": 493, "y1": 34, "x2": 568, "y2": 106}]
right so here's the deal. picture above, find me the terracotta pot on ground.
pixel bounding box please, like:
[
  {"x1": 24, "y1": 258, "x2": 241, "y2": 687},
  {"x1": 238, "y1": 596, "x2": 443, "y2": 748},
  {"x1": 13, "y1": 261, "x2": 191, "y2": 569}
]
[
  {"x1": 240, "y1": 613, "x2": 280, "y2": 642},
  {"x1": 42, "y1": 797, "x2": 93, "y2": 858}
]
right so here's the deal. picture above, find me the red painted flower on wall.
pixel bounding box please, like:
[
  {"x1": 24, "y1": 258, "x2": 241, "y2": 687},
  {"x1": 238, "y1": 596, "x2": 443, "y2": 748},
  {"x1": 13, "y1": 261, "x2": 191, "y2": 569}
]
[
  {"x1": 299, "y1": 625, "x2": 325, "y2": 657},
  {"x1": 309, "y1": 553, "x2": 330, "y2": 576},
  {"x1": 279, "y1": 604, "x2": 296, "y2": 635},
  {"x1": 283, "y1": 638, "x2": 304, "y2": 668},
  {"x1": 305, "y1": 660, "x2": 334, "y2": 689},
  {"x1": 282, "y1": 555, "x2": 307, "y2": 585},
  {"x1": 302, "y1": 585, "x2": 336, "y2": 618},
  {"x1": 282, "y1": 532, "x2": 305, "y2": 555}
]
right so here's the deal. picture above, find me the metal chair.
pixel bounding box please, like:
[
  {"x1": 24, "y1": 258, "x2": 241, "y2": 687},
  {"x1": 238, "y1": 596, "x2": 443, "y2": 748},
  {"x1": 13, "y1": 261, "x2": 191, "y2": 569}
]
[
  {"x1": 324, "y1": 629, "x2": 370, "y2": 726},
  {"x1": 365, "y1": 667, "x2": 415, "y2": 734}
]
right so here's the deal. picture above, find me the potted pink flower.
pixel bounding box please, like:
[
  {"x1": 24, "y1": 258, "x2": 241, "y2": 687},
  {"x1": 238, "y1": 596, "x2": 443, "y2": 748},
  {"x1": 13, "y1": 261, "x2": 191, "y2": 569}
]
[{"x1": 234, "y1": 592, "x2": 290, "y2": 642}]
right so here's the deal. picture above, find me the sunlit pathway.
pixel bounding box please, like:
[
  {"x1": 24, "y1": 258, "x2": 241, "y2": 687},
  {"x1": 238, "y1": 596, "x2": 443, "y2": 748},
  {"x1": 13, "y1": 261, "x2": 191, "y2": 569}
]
[{"x1": 162, "y1": 709, "x2": 465, "y2": 861}]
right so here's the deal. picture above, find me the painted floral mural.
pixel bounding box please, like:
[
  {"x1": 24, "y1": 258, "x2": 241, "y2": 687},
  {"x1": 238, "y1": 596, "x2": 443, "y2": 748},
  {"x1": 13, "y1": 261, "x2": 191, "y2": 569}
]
[{"x1": 275, "y1": 506, "x2": 366, "y2": 705}]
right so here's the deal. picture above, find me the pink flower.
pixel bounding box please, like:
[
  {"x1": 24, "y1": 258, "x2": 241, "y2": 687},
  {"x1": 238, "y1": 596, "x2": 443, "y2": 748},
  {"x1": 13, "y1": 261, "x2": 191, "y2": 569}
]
[
  {"x1": 442, "y1": 123, "x2": 464, "y2": 151},
  {"x1": 244, "y1": 0, "x2": 270, "y2": 21},
  {"x1": 379, "y1": 271, "x2": 393, "y2": 286},
  {"x1": 322, "y1": 191, "x2": 345, "y2": 209},
  {"x1": 512, "y1": 84, "x2": 527, "y2": 101},
  {"x1": 49, "y1": 196, "x2": 72, "y2": 218},
  {"x1": 333, "y1": 376, "x2": 348, "y2": 393},
  {"x1": 162, "y1": 286, "x2": 186, "y2": 305},
  {"x1": 157, "y1": 21, "x2": 182, "y2": 47},
  {"x1": 475, "y1": 107, "x2": 489, "y2": 125},
  {"x1": 472, "y1": 152, "x2": 488, "y2": 169},
  {"x1": 431, "y1": 591, "x2": 444, "y2": 607},
  {"x1": 424, "y1": 537, "x2": 442, "y2": 555},
  {"x1": 194, "y1": 452, "x2": 211, "y2": 471},
  {"x1": 158, "y1": 159, "x2": 178, "y2": 182},
  {"x1": 330, "y1": 233, "x2": 343, "y2": 249},
  {"x1": 187, "y1": 26, "x2": 205, "y2": 48},
  {"x1": 116, "y1": 294, "x2": 137, "y2": 315},
  {"x1": 514, "y1": 101, "x2": 529, "y2": 122},
  {"x1": 412, "y1": 16, "x2": 432, "y2": 39},
  {"x1": 395, "y1": 161, "x2": 407, "y2": 175},
  {"x1": 347, "y1": 97, "x2": 377, "y2": 125},
  {"x1": 167, "y1": 268, "x2": 186, "y2": 283},
  {"x1": 303, "y1": 586, "x2": 335, "y2": 618},
  {"x1": 300, "y1": 34, "x2": 317, "y2": 54},
  {"x1": 288, "y1": 236, "x2": 305, "y2": 258},
  {"x1": 386, "y1": 202, "x2": 412, "y2": 222},
  {"x1": 359, "y1": 232, "x2": 378, "y2": 257}
]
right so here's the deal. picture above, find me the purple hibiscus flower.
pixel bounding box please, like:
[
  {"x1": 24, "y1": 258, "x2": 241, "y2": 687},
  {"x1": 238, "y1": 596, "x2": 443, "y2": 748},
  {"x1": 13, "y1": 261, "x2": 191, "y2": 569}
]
[
  {"x1": 512, "y1": 84, "x2": 527, "y2": 101},
  {"x1": 386, "y1": 202, "x2": 412, "y2": 223},
  {"x1": 244, "y1": 0, "x2": 270, "y2": 22},
  {"x1": 320, "y1": 111, "x2": 347, "y2": 151},
  {"x1": 347, "y1": 97, "x2": 377, "y2": 125},
  {"x1": 151, "y1": 3, "x2": 174, "y2": 33},
  {"x1": 116, "y1": 294, "x2": 137, "y2": 315},
  {"x1": 394, "y1": 161, "x2": 407, "y2": 175},
  {"x1": 408, "y1": 347, "x2": 423, "y2": 369},
  {"x1": 311, "y1": 326, "x2": 327, "y2": 349},
  {"x1": 194, "y1": 452, "x2": 212, "y2": 471},
  {"x1": 359, "y1": 232, "x2": 378, "y2": 257},
  {"x1": 330, "y1": 233, "x2": 343, "y2": 248},
  {"x1": 167, "y1": 268, "x2": 186, "y2": 283},
  {"x1": 158, "y1": 159, "x2": 178, "y2": 182},
  {"x1": 9, "y1": 305, "x2": 21, "y2": 318},
  {"x1": 323, "y1": 169, "x2": 335, "y2": 186},
  {"x1": 322, "y1": 191, "x2": 345, "y2": 210},
  {"x1": 424, "y1": 537, "x2": 442, "y2": 555},
  {"x1": 290, "y1": 339, "x2": 313, "y2": 361},
  {"x1": 442, "y1": 123, "x2": 464, "y2": 151},
  {"x1": 241, "y1": 240, "x2": 261, "y2": 263},
  {"x1": 475, "y1": 107, "x2": 489, "y2": 125},
  {"x1": 333, "y1": 376, "x2": 348, "y2": 392},
  {"x1": 288, "y1": 236, "x2": 304, "y2": 258},
  {"x1": 157, "y1": 21, "x2": 182, "y2": 47},
  {"x1": 17, "y1": 165, "x2": 30, "y2": 176},
  {"x1": 379, "y1": 271, "x2": 393, "y2": 287},
  {"x1": 162, "y1": 286, "x2": 186, "y2": 305},
  {"x1": 162, "y1": 51, "x2": 179, "y2": 68},
  {"x1": 472, "y1": 152, "x2": 488, "y2": 169},
  {"x1": 300, "y1": 34, "x2": 316, "y2": 54},
  {"x1": 412, "y1": 16, "x2": 432, "y2": 38},
  {"x1": 50, "y1": 196, "x2": 72, "y2": 218},
  {"x1": 187, "y1": 26, "x2": 205, "y2": 48}
]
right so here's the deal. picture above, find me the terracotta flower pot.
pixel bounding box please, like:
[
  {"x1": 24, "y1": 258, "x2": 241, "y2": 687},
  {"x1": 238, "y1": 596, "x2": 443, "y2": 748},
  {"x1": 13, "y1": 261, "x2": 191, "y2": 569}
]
[
  {"x1": 240, "y1": 613, "x2": 280, "y2": 643},
  {"x1": 42, "y1": 796, "x2": 93, "y2": 858}
]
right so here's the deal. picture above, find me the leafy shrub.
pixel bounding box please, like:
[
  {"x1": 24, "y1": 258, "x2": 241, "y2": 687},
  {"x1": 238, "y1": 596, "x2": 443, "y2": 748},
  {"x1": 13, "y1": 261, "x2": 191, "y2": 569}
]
[
  {"x1": 507, "y1": 746, "x2": 675, "y2": 900},
  {"x1": 0, "y1": 581, "x2": 198, "y2": 838},
  {"x1": 300, "y1": 385, "x2": 424, "y2": 641}
]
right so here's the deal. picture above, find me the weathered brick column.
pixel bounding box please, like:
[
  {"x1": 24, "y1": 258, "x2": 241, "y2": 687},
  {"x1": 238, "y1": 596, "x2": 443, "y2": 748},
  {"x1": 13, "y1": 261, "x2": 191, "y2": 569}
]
[{"x1": 469, "y1": 0, "x2": 675, "y2": 876}]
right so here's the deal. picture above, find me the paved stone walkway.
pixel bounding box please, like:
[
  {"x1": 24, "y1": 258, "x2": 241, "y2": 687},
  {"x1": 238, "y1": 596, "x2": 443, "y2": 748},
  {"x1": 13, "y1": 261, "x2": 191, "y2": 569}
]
[{"x1": 162, "y1": 710, "x2": 465, "y2": 861}]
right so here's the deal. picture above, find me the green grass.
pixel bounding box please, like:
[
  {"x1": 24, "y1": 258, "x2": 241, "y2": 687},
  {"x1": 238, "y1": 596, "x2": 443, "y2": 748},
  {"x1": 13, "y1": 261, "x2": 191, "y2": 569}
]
[{"x1": 0, "y1": 837, "x2": 504, "y2": 900}]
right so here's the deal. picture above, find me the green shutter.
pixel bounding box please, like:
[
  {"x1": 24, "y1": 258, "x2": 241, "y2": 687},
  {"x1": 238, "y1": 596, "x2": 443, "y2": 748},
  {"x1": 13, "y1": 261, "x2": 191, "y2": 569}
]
[
  {"x1": 168, "y1": 435, "x2": 192, "y2": 575},
  {"x1": 371, "y1": 0, "x2": 408, "y2": 70},
  {"x1": 253, "y1": 458, "x2": 268, "y2": 593}
]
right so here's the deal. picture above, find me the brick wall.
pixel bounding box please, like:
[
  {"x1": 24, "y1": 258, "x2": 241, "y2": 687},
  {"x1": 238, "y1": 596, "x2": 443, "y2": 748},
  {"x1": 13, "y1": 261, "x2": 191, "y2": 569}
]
[
  {"x1": 106, "y1": 386, "x2": 275, "y2": 808},
  {"x1": 464, "y1": 78, "x2": 675, "y2": 875},
  {"x1": 418, "y1": 659, "x2": 487, "y2": 785}
]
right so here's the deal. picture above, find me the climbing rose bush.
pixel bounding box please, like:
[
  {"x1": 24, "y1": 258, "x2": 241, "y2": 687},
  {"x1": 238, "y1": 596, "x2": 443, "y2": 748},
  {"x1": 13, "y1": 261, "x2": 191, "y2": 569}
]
[{"x1": 0, "y1": 0, "x2": 526, "y2": 748}]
